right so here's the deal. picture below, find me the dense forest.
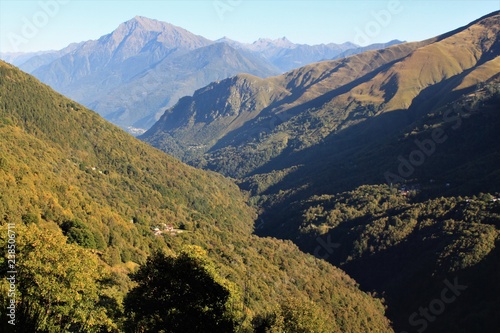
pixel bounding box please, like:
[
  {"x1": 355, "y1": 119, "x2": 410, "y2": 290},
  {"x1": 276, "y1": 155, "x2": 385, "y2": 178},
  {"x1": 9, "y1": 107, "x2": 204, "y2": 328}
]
[
  {"x1": 272, "y1": 185, "x2": 500, "y2": 332},
  {"x1": 141, "y1": 12, "x2": 500, "y2": 332},
  {"x1": 249, "y1": 77, "x2": 500, "y2": 332}
]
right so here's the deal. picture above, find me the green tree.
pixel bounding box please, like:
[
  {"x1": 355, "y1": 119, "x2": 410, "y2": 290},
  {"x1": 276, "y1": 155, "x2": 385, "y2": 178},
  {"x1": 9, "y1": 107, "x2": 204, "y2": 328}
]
[
  {"x1": 61, "y1": 219, "x2": 97, "y2": 249},
  {"x1": 124, "y1": 247, "x2": 236, "y2": 333},
  {"x1": 0, "y1": 224, "x2": 117, "y2": 333},
  {"x1": 253, "y1": 298, "x2": 331, "y2": 333}
]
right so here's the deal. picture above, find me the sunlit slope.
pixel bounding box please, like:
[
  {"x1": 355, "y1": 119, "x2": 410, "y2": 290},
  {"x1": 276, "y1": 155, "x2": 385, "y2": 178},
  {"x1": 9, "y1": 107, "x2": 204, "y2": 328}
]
[
  {"x1": 143, "y1": 12, "x2": 500, "y2": 180},
  {"x1": 345, "y1": 12, "x2": 500, "y2": 111}
]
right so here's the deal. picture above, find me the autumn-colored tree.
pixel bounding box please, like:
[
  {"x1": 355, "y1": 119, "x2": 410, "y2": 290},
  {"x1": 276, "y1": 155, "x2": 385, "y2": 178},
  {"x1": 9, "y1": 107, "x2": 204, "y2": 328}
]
[
  {"x1": 253, "y1": 298, "x2": 331, "y2": 333},
  {"x1": 0, "y1": 224, "x2": 117, "y2": 333}
]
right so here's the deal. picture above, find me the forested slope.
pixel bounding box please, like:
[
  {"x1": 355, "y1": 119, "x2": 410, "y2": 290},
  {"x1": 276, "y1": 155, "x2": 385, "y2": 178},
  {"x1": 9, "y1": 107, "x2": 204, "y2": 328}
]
[{"x1": 0, "y1": 60, "x2": 394, "y2": 332}]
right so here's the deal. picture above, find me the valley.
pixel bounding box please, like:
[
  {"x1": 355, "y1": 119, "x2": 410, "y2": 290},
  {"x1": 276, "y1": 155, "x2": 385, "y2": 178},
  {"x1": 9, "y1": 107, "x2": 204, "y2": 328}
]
[{"x1": 0, "y1": 59, "x2": 393, "y2": 332}]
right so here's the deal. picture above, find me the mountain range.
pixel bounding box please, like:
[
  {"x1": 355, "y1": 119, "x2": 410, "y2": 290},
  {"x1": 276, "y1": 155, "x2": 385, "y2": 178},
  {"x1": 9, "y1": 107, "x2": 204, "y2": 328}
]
[
  {"x1": 0, "y1": 16, "x2": 402, "y2": 133},
  {"x1": 216, "y1": 36, "x2": 402, "y2": 72}
]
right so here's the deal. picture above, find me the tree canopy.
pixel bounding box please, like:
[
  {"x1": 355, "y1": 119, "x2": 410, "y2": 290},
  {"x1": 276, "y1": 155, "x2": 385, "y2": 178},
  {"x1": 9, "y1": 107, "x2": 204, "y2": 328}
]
[
  {"x1": 0, "y1": 224, "x2": 116, "y2": 333},
  {"x1": 124, "y1": 247, "x2": 236, "y2": 333}
]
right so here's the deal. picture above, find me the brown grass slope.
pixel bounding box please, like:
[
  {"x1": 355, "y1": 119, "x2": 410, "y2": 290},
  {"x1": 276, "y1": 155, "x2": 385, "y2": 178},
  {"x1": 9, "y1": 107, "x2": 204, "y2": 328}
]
[
  {"x1": 349, "y1": 12, "x2": 500, "y2": 111},
  {"x1": 142, "y1": 40, "x2": 429, "y2": 153}
]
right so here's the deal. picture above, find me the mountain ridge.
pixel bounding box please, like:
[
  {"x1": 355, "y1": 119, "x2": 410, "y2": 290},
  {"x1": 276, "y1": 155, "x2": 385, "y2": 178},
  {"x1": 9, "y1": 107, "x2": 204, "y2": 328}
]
[
  {"x1": 142, "y1": 11, "x2": 499, "y2": 178},
  {"x1": 141, "y1": 40, "x2": 431, "y2": 171}
]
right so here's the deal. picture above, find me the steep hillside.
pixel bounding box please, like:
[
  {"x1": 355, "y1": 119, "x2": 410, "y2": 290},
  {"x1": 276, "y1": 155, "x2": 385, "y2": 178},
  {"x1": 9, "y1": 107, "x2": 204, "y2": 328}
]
[
  {"x1": 142, "y1": 39, "x2": 431, "y2": 174},
  {"x1": 144, "y1": 73, "x2": 290, "y2": 160},
  {"x1": 289, "y1": 185, "x2": 500, "y2": 333},
  {"x1": 0, "y1": 60, "x2": 394, "y2": 332}
]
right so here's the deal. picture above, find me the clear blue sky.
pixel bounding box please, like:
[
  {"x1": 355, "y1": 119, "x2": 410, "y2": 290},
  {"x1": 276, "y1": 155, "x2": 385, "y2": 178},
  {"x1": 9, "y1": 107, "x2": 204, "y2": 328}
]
[{"x1": 0, "y1": 0, "x2": 498, "y2": 53}]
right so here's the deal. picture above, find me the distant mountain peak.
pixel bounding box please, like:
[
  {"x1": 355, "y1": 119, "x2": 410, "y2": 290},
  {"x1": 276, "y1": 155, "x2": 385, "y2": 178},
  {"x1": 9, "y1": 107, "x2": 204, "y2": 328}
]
[
  {"x1": 123, "y1": 15, "x2": 178, "y2": 32},
  {"x1": 250, "y1": 37, "x2": 296, "y2": 50},
  {"x1": 115, "y1": 16, "x2": 185, "y2": 36},
  {"x1": 340, "y1": 41, "x2": 359, "y2": 48},
  {"x1": 96, "y1": 16, "x2": 211, "y2": 56},
  {"x1": 132, "y1": 15, "x2": 156, "y2": 22},
  {"x1": 214, "y1": 36, "x2": 244, "y2": 49},
  {"x1": 257, "y1": 36, "x2": 293, "y2": 44},
  {"x1": 217, "y1": 36, "x2": 234, "y2": 41}
]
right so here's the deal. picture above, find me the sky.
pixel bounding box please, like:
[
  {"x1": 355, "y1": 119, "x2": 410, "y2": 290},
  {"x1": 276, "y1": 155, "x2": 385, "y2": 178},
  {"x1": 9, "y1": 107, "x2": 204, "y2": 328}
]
[{"x1": 0, "y1": 0, "x2": 499, "y2": 53}]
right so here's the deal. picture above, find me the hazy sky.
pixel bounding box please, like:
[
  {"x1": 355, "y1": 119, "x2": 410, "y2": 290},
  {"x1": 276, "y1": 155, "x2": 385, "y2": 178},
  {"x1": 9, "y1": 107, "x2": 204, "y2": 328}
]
[{"x1": 0, "y1": 0, "x2": 499, "y2": 53}]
